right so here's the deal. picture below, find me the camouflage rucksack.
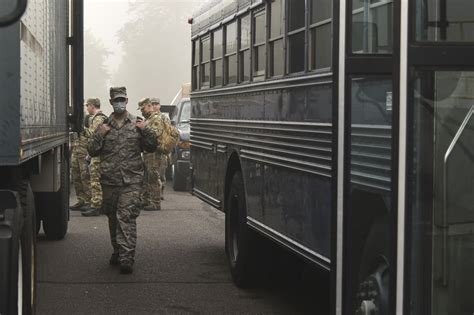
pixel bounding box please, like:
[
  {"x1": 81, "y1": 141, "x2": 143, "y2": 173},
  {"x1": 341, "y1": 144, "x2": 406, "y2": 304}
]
[{"x1": 158, "y1": 114, "x2": 179, "y2": 154}]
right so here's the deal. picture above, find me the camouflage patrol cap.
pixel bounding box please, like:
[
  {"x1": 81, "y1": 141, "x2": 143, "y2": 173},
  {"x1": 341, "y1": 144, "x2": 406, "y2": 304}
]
[
  {"x1": 150, "y1": 97, "x2": 160, "y2": 104},
  {"x1": 86, "y1": 97, "x2": 100, "y2": 108},
  {"x1": 138, "y1": 97, "x2": 151, "y2": 109},
  {"x1": 109, "y1": 86, "x2": 127, "y2": 100}
]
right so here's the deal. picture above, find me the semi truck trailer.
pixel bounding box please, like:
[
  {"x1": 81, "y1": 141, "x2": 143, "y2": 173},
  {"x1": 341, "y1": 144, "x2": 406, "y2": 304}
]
[{"x1": 0, "y1": 0, "x2": 84, "y2": 313}]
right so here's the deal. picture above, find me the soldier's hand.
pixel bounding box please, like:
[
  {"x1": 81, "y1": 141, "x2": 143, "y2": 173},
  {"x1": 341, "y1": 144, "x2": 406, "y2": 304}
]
[
  {"x1": 136, "y1": 120, "x2": 148, "y2": 130},
  {"x1": 98, "y1": 123, "x2": 111, "y2": 136}
]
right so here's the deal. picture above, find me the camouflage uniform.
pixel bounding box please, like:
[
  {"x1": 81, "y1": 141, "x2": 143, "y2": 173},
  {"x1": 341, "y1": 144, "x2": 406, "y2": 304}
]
[
  {"x1": 88, "y1": 95, "x2": 157, "y2": 265},
  {"x1": 142, "y1": 112, "x2": 165, "y2": 209},
  {"x1": 85, "y1": 110, "x2": 108, "y2": 209},
  {"x1": 71, "y1": 115, "x2": 91, "y2": 208}
]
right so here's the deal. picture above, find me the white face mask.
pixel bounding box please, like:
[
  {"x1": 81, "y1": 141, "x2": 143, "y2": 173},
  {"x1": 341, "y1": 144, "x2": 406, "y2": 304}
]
[{"x1": 112, "y1": 101, "x2": 127, "y2": 114}]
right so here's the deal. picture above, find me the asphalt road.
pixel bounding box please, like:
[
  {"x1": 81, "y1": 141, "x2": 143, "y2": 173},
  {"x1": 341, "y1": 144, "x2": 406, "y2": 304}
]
[{"x1": 36, "y1": 183, "x2": 330, "y2": 314}]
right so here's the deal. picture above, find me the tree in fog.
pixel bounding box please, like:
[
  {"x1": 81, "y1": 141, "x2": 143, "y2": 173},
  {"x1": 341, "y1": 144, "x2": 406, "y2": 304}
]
[
  {"x1": 113, "y1": 1, "x2": 200, "y2": 107},
  {"x1": 84, "y1": 29, "x2": 111, "y2": 114}
]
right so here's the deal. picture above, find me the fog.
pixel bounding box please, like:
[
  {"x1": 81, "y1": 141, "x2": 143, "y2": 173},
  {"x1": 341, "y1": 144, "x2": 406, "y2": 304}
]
[{"x1": 84, "y1": 0, "x2": 208, "y2": 117}]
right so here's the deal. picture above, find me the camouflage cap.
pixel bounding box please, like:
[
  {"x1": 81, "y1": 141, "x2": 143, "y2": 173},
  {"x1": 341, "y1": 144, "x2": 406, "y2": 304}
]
[
  {"x1": 150, "y1": 97, "x2": 160, "y2": 104},
  {"x1": 86, "y1": 97, "x2": 100, "y2": 108},
  {"x1": 137, "y1": 97, "x2": 151, "y2": 109},
  {"x1": 109, "y1": 86, "x2": 127, "y2": 100}
]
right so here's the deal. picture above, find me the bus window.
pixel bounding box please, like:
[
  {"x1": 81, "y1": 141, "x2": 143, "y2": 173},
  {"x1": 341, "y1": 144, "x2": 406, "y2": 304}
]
[
  {"x1": 225, "y1": 22, "x2": 237, "y2": 85},
  {"x1": 212, "y1": 29, "x2": 223, "y2": 87},
  {"x1": 270, "y1": 0, "x2": 284, "y2": 77},
  {"x1": 239, "y1": 14, "x2": 251, "y2": 82},
  {"x1": 310, "y1": 0, "x2": 332, "y2": 71},
  {"x1": 351, "y1": 0, "x2": 393, "y2": 54},
  {"x1": 288, "y1": 0, "x2": 305, "y2": 73},
  {"x1": 416, "y1": 0, "x2": 474, "y2": 42},
  {"x1": 253, "y1": 9, "x2": 266, "y2": 79},
  {"x1": 192, "y1": 40, "x2": 200, "y2": 90},
  {"x1": 200, "y1": 36, "x2": 210, "y2": 87}
]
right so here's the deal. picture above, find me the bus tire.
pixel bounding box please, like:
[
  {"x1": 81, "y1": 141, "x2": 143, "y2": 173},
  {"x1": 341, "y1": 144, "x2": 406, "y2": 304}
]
[
  {"x1": 41, "y1": 150, "x2": 69, "y2": 240},
  {"x1": 225, "y1": 171, "x2": 258, "y2": 288},
  {"x1": 356, "y1": 217, "x2": 389, "y2": 315}
]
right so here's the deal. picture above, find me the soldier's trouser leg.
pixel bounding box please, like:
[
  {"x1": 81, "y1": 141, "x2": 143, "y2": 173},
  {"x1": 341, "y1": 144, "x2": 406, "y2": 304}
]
[
  {"x1": 144, "y1": 155, "x2": 161, "y2": 207},
  {"x1": 159, "y1": 155, "x2": 168, "y2": 195},
  {"x1": 89, "y1": 157, "x2": 102, "y2": 209},
  {"x1": 103, "y1": 184, "x2": 141, "y2": 264},
  {"x1": 71, "y1": 151, "x2": 91, "y2": 205}
]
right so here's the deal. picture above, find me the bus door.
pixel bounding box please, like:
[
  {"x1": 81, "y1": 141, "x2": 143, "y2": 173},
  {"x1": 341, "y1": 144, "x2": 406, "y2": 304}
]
[
  {"x1": 336, "y1": 0, "x2": 398, "y2": 313},
  {"x1": 404, "y1": 1, "x2": 474, "y2": 314}
]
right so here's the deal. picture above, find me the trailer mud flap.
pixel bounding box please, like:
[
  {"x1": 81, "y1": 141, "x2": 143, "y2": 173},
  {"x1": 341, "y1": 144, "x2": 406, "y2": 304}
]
[{"x1": 0, "y1": 190, "x2": 22, "y2": 314}]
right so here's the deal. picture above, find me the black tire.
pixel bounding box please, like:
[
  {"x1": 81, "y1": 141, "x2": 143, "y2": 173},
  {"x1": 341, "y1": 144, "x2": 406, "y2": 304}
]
[
  {"x1": 0, "y1": 180, "x2": 36, "y2": 315},
  {"x1": 356, "y1": 217, "x2": 389, "y2": 315},
  {"x1": 225, "y1": 171, "x2": 259, "y2": 288},
  {"x1": 41, "y1": 149, "x2": 69, "y2": 240},
  {"x1": 20, "y1": 181, "x2": 37, "y2": 315},
  {"x1": 172, "y1": 165, "x2": 187, "y2": 191}
]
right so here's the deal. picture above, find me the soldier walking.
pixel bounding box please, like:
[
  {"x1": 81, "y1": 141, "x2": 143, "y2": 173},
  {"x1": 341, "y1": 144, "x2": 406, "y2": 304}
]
[
  {"x1": 139, "y1": 98, "x2": 164, "y2": 211},
  {"x1": 87, "y1": 87, "x2": 157, "y2": 274},
  {"x1": 151, "y1": 97, "x2": 170, "y2": 199},
  {"x1": 70, "y1": 113, "x2": 92, "y2": 211},
  {"x1": 82, "y1": 98, "x2": 108, "y2": 217}
]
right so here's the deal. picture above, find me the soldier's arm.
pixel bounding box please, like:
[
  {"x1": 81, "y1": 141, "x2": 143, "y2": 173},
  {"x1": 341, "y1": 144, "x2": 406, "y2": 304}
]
[
  {"x1": 140, "y1": 125, "x2": 158, "y2": 153},
  {"x1": 87, "y1": 129, "x2": 105, "y2": 157}
]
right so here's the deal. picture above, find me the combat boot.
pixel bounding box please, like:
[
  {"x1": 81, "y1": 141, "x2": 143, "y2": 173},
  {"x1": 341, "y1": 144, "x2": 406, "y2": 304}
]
[
  {"x1": 81, "y1": 207, "x2": 101, "y2": 217},
  {"x1": 70, "y1": 200, "x2": 85, "y2": 211},
  {"x1": 109, "y1": 253, "x2": 120, "y2": 266},
  {"x1": 120, "y1": 262, "x2": 133, "y2": 274}
]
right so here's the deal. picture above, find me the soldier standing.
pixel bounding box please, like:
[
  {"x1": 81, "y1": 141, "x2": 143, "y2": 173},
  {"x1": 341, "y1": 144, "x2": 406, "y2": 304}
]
[
  {"x1": 139, "y1": 98, "x2": 163, "y2": 211},
  {"x1": 151, "y1": 97, "x2": 170, "y2": 199},
  {"x1": 70, "y1": 113, "x2": 92, "y2": 211},
  {"x1": 82, "y1": 98, "x2": 108, "y2": 217},
  {"x1": 87, "y1": 87, "x2": 157, "y2": 274}
]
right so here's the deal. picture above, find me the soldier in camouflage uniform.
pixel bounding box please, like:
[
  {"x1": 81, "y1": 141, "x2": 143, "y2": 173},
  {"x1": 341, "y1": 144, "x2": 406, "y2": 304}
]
[
  {"x1": 151, "y1": 97, "x2": 170, "y2": 199},
  {"x1": 87, "y1": 87, "x2": 157, "y2": 274},
  {"x1": 82, "y1": 98, "x2": 108, "y2": 217},
  {"x1": 70, "y1": 114, "x2": 92, "y2": 211},
  {"x1": 139, "y1": 97, "x2": 164, "y2": 211}
]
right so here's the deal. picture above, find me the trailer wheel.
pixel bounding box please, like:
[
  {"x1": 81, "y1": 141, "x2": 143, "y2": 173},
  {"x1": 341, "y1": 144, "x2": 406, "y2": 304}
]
[
  {"x1": 19, "y1": 181, "x2": 37, "y2": 314},
  {"x1": 225, "y1": 171, "x2": 258, "y2": 288},
  {"x1": 172, "y1": 165, "x2": 187, "y2": 191},
  {"x1": 42, "y1": 150, "x2": 69, "y2": 240},
  {"x1": 356, "y1": 218, "x2": 389, "y2": 315}
]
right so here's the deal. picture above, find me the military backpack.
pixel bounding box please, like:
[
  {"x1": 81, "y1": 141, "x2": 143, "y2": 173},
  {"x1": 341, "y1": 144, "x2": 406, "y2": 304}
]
[{"x1": 158, "y1": 114, "x2": 179, "y2": 154}]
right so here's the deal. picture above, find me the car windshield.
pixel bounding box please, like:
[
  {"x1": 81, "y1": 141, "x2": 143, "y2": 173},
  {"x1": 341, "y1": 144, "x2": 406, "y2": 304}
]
[{"x1": 179, "y1": 101, "x2": 191, "y2": 122}]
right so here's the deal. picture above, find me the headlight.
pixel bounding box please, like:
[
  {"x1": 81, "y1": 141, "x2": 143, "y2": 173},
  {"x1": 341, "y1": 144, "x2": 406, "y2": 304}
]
[{"x1": 181, "y1": 150, "x2": 190, "y2": 159}]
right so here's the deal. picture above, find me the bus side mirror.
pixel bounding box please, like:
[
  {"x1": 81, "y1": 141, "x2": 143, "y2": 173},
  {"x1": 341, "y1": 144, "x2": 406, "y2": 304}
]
[{"x1": 0, "y1": 0, "x2": 28, "y2": 27}]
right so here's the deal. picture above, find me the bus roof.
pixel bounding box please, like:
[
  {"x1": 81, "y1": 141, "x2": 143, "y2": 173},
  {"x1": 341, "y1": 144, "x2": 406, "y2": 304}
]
[{"x1": 191, "y1": 0, "x2": 261, "y2": 38}]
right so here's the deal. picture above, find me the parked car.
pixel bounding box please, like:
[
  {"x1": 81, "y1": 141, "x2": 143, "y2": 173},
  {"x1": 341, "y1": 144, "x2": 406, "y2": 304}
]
[{"x1": 170, "y1": 98, "x2": 191, "y2": 191}]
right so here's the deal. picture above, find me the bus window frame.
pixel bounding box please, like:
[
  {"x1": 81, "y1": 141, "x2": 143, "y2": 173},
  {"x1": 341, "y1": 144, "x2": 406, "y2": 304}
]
[
  {"x1": 252, "y1": 7, "x2": 266, "y2": 80},
  {"x1": 269, "y1": 0, "x2": 285, "y2": 78},
  {"x1": 309, "y1": 0, "x2": 332, "y2": 73},
  {"x1": 212, "y1": 28, "x2": 224, "y2": 88},
  {"x1": 287, "y1": 0, "x2": 306, "y2": 75},
  {"x1": 238, "y1": 13, "x2": 251, "y2": 83},
  {"x1": 224, "y1": 21, "x2": 238, "y2": 86},
  {"x1": 200, "y1": 35, "x2": 211, "y2": 89},
  {"x1": 192, "y1": 38, "x2": 200, "y2": 90}
]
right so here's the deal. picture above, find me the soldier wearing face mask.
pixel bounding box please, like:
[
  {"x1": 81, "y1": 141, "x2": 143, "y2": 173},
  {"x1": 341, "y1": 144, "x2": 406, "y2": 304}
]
[{"x1": 87, "y1": 86, "x2": 158, "y2": 274}]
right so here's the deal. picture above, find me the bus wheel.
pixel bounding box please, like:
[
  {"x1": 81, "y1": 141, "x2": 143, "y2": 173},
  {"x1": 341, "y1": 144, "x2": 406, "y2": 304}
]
[
  {"x1": 356, "y1": 218, "x2": 389, "y2": 315},
  {"x1": 225, "y1": 171, "x2": 258, "y2": 288},
  {"x1": 42, "y1": 150, "x2": 69, "y2": 240}
]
